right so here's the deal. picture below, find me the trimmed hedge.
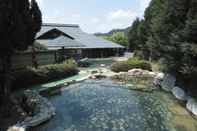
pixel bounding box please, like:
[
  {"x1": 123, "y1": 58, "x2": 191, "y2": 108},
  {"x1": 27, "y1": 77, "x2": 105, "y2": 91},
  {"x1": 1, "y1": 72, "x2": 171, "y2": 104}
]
[
  {"x1": 12, "y1": 59, "x2": 78, "y2": 90},
  {"x1": 111, "y1": 58, "x2": 152, "y2": 72}
]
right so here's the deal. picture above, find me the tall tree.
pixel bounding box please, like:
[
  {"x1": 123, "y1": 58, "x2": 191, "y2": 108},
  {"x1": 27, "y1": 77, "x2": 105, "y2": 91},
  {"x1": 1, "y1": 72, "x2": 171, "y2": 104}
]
[
  {"x1": 128, "y1": 18, "x2": 149, "y2": 59},
  {"x1": 128, "y1": 18, "x2": 141, "y2": 51},
  {"x1": 176, "y1": 0, "x2": 197, "y2": 76},
  {"x1": 0, "y1": 0, "x2": 42, "y2": 97},
  {"x1": 158, "y1": 0, "x2": 191, "y2": 73},
  {"x1": 105, "y1": 32, "x2": 128, "y2": 47},
  {"x1": 127, "y1": 0, "x2": 197, "y2": 92},
  {"x1": 144, "y1": 0, "x2": 167, "y2": 60}
]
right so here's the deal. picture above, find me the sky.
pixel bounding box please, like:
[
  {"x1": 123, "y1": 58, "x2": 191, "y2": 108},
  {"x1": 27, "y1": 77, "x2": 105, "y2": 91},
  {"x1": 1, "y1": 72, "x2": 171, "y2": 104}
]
[{"x1": 36, "y1": 0, "x2": 151, "y2": 33}]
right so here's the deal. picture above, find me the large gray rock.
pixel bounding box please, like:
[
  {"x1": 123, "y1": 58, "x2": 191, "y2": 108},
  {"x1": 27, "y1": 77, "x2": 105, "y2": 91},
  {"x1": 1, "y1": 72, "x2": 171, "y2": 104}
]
[
  {"x1": 161, "y1": 74, "x2": 176, "y2": 92},
  {"x1": 186, "y1": 98, "x2": 197, "y2": 116},
  {"x1": 153, "y1": 73, "x2": 165, "y2": 86},
  {"x1": 128, "y1": 69, "x2": 145, "y2": 76},
  {"x1": 148, "y1": 72, "x2": 158, "y2": 78},
  {"x1": 8, "y1": 90, "x2": 56, "y2": 131},
  {"x1": 7, "y1": 126, "x2": 25, "y2": 131},
  {"x1": 128, "y1": 69, "x2": 154, "y2": 77},
  {"x1": 172, "y1": 87, "x2": 187, "y2": 101}
]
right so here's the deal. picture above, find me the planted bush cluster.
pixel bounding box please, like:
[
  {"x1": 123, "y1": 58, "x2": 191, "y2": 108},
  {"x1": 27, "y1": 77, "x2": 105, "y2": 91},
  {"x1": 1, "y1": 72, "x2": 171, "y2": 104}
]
[
  {"x1": 111, "y1": 58, "x2": 152, "y2": 72},
  {"x1": 12, "y1": 59, "x2": 78, "y2": 90}
]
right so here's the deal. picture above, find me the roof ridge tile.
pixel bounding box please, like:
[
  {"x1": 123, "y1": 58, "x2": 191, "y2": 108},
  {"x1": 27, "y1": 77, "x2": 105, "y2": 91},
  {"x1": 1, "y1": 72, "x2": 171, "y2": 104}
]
[{"x1": 42, "y1": 23, "x2": 79, "y2": 28}]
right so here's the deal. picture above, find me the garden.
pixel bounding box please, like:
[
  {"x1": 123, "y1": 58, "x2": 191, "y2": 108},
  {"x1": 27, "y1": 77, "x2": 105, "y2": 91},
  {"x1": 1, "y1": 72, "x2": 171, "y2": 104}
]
[{"x1": 6, "y1": 58, "x2": 197, "y2": 131}]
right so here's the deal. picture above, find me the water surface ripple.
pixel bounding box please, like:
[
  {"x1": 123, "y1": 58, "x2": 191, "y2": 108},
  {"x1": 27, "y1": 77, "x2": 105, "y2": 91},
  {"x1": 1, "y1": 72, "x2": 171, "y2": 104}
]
[{"x1": 32, "y1": 79, "x2": 173, "y2": 131}]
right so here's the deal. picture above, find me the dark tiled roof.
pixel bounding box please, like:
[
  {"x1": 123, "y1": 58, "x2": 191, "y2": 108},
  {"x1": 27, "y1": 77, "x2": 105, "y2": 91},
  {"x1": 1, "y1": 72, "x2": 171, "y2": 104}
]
[
  {"x1": 36, "y1": 23, "x2": 124, "y2": 49},
  {"x1": 37, "y1": 36, "x2": 85, "y2": 50},
  {"x1": 42, "y1": 23, "x2": 79, "y2": 27}
]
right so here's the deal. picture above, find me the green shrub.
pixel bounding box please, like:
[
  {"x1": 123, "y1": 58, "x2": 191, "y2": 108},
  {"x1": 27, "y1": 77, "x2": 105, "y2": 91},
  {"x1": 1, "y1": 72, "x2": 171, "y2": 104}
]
[
  {"x1": 133, "y1": 50, "x2": 145, "y2": 59},
  {"x1": 111, "y1": 58, "x2": 152, "y2": 72},
  {"x1": 78, "y1": 61, "x2": 91, "y2": 67},
  {"x1": 12, "y1": 59, "x2": 78, "y2": 90}
]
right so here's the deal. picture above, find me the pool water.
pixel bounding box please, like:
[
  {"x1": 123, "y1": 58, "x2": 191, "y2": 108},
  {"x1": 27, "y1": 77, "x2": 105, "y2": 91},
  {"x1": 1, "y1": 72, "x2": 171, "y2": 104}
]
[
  {"x1": 31, "y1": 79, "x2": 182, "y2": 131},
  {"x1": 30, "y1": 57, "x2": 197, "y2": 131}
]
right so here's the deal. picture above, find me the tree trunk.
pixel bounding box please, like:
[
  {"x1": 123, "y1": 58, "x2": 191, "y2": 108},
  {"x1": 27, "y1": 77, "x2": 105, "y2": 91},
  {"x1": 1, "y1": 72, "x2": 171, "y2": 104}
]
[
  {"x1": 32, "y1": 46, "x2": 38, "y2": 69},
  {"x1": 149, "y1": 50, "x2": 153, "y2": 62},
  {"x1": 0, "y1": 54, "x2": 12, "y2": 103}
]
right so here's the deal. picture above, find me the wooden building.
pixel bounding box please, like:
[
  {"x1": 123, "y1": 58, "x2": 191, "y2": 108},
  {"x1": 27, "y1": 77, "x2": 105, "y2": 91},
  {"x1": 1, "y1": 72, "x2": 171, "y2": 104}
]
[{"x1": 36, "y1": 23, "x2": 125, "y2": 59}]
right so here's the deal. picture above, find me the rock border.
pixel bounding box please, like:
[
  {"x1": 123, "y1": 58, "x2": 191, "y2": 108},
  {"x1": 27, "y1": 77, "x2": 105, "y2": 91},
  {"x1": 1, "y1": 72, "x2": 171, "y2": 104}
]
[
  {"x1": 7, "y1": 69, "x2": 109, "y2": 131},
  {"x1": 8, "y1": 68, "x2": 197, "y2": 131},
  {"x1": 154, "y1": 72, "x2": 197, "y2": 117},
  {"x1": 112, "y1": 68, "x2": 197, "y2": 117},
  {"x1": 8, "y1": 90, "x2": 56, "y2": 131}
]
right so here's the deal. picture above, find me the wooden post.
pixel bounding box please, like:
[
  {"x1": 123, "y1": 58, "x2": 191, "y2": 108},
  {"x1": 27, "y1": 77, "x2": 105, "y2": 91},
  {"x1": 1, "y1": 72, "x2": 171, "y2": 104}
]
[
  {"x1": 59, "y1": 47, "x2": 65, "y2": 62},
  {"x1": 0, "y1": 54, "x2": 12, "y2": 97}
]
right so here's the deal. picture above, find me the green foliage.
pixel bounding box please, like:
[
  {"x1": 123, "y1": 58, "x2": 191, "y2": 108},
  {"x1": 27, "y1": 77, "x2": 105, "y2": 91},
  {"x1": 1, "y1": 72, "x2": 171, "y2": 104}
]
[
  {"x1": 156, "y1": 0, "x2": 197, "y2": 77},
  {"x1": 33, "y1": 42, "x2": 48, "y2": 51},
  {"x1": 95, "y1": 27, "x2": 130, "y2": 38},
  {"x1": 12, "y1": 59, "x2": 78, "y2": 90},
  {"x1": 126, "y1": 0, "x2": 197, "y2": 94},
  {"x1": 128, "y1": 18, "x2": 141, "y2": 51},
  {"x1": 0, "y1": 0, "x2": 42, "y2": 95},
  {"x1": 103, "y1": 32, "x2": 128, "y2": 47},
  {"x1": 111, "y1": 58, "x2": 152, "y2": 72},
  {"x1": 133, "y1": 50, "x2": 145, "y2": 59},
  {"x1": 128, "y1": 18, "x2": 150, "y2": 60},
  {"x1": 151, "y1": 61, "x2": 163, "y2": 72},
  {"x1": 25, "y1": 42, "x2": 47, "y2": 52},
  {"x1": 0, "y1": 0, "x2": 42, "y2": 54},
  {"x1": 128, "y1": 0, "x2": 197, "y2": 82}
]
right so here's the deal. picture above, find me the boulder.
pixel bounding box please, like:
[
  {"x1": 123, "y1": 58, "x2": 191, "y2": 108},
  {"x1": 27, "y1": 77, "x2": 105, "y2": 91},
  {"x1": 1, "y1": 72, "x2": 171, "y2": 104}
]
[
  {"x1": 186, "y1": 98, "x2": 197, "y2": 116},
  {"x1": 100, "y1": 64, "x2": 106, "y2": 67},
  {"x1": 7, "y1": 126, "x2": 25, "y2": 131},
  {"x1": 161, "y1": 74, "x2": 176, "y2": 92},
  {"x1": 153, "y1": 73, "x2": 165, "y2": 86},
  {"x1": 27, "y1": 113, "x2": 52, "y2": 127},
  {"x1": 128, "y1": 69, "x2": 151, "y2": 76},
  {"x1": 172, "y1": 87, "x2": 187, "y2": 101},
  {"x1": 64, "y1": 82, "x2": 69, "y2": 86},
  {"x1": 148, "y1": 72, "x2": 157, "y2": 77},
  {"x1": 119, "y1": 72, "x2": 126, "y2": 75},
  {"x1": 91, "y1": 70, "x2": 98, "y2": 74},
  {"x1": 8, "y1": 90, "x2": 56, "y2": 131},
  {"x1": 94, "y1": 74, "x2": 107, "y2": 79},
  {"x1": 128, "y1": 69, "x2": 158, "y2": 78},
  {"x1": 90, "y1": 75, "x2": 96, "y2": 79}
]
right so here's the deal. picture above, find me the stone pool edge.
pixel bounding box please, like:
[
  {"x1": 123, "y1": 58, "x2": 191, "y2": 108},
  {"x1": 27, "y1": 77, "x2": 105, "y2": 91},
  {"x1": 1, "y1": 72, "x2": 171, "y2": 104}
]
[
  {"x1": 7, "y1": 91, "x2": 56, "y2": 131},
  {"x1": 112, "y1": 69, "x2": 197, "y2": 118},
  {"x1": 8, "y1": 68, "x2": 197, "y2": 131},
  {"x1": 7, "y1": 69, "x2": 115, "y2": 131}
]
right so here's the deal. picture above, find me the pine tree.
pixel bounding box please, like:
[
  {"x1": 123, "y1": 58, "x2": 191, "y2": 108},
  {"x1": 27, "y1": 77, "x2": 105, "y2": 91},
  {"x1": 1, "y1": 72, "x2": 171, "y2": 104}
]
[
  {"x1": 0, "y1": 0, "x2": 42, "y2": 97},
  {"x1": 128, "y1": 18, "x2": 141, "y2": 51},
  {"x1": 128, "y1": 0, "x2": 197, "y2": 92},
  {"x1": 144, "y1": 0, "x2": 167, "y2": 60},
  {"x1": 178, "y1": 0, "x2": 197, "y2": 77}
]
